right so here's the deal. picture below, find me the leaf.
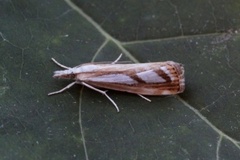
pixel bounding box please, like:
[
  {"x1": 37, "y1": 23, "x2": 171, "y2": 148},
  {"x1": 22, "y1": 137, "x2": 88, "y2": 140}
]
[{"x1": 1, "y1": 0, "x2": 240, "y2": 159}]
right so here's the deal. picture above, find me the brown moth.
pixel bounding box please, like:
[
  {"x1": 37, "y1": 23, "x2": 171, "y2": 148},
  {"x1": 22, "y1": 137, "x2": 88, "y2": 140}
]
[{"x1": 48, "y1": 54, "x2": 185, "y2": 112}]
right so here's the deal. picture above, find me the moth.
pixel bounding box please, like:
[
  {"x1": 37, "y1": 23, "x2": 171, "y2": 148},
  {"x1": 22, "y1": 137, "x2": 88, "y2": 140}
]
[{"x1": 48, "y1": 54, "x2": 185, "y2": 112}]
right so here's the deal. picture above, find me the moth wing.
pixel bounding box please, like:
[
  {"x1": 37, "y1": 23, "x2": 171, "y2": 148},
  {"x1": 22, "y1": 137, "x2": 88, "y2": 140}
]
[
  {"x1": 75, "y1": 61, "x2": 132, "y2": 68},
  {"x1": 76, "y1": 62, "x2": 184, "y2": 95},
  {"x1": 84, "y1": 73, "x2": 138, "y2": 85}
]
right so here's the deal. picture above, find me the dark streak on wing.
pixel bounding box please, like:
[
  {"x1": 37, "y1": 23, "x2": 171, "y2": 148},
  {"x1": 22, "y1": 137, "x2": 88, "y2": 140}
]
[
  {"x1": 130, "y1": 74, "x2": 146, "y2": 83},
  {"x1": 154, "y1": 68, "x2": 172, "y2": 83}
]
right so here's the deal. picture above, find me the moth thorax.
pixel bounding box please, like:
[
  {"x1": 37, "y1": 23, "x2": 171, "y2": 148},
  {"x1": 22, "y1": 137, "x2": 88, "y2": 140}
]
[
  {"x1": 53, "y1": 70, "x2": 76, "y2": 79},
  {"x1": 57, "y1": 74, "x2": 76, "y2": 79}
]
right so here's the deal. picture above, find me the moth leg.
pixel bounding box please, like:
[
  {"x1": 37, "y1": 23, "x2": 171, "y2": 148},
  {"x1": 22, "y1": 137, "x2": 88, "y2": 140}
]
[
  {"x1": 48, "y1": 82, "x2": 76, "y2": 95},
  {"x1": 137, "y1": 94, "x2": 151, "y2": 102},
  {"x1": 80, "y1": 82, "x2": 120, "y2": 112},
  {"x1": 111, "y1": 53, "x2": 122, "y2": 64},
  {"x1": 51, "y1": 58, "x2": 70, "y2": 69}
]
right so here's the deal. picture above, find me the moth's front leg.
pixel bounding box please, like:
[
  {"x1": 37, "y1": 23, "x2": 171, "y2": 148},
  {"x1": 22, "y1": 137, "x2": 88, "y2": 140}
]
[{"x1": 48, "y1": 82, "x2": 76, "y2": 95}]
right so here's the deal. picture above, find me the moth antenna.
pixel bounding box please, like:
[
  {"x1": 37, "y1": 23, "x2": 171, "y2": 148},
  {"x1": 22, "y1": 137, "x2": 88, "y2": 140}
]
[
  {"x1": 51, "y1": 58, "x2": 71, "y2": 69},
  {"x1": 111, "y1": 53, "x2": 122, "y2": 64},
  {"x1": 80, "y1": 82, "x2": 120, "y2": 112}
]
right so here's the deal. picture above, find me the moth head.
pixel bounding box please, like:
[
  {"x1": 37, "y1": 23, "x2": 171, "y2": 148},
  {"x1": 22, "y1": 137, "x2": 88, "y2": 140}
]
[{"x1": 53, "y1": 69, "x2": 76, "y2": 79}]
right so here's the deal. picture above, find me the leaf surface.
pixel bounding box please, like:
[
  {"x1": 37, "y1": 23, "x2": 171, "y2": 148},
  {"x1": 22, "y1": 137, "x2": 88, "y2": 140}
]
[{"x1": 1, "y1": 0, "x2": 240, "y2": 159}]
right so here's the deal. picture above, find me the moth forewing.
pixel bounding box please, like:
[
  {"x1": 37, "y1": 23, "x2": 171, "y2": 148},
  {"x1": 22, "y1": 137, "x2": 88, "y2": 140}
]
[
  {"x1": 49, "y1": 56, "x2": 185, "y2": 112},
  {"x1": 76, "y1": 61, "x2": 184, "y2": 95}
]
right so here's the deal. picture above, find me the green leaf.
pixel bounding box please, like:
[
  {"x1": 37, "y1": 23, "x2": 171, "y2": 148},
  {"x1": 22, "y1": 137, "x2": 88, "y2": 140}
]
[{"x1": 1, "y1": 0, "x2": 240, "y2": 159}]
